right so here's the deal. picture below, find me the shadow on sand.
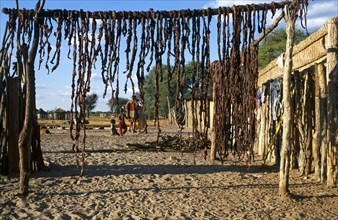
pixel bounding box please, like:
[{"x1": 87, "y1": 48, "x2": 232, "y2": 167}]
[{"x1": 32, "y1": 162, "x2": 279, "y2": 178}]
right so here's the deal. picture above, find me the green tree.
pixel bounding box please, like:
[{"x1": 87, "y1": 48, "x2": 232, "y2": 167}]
[
  {"x1": 107, "y1": 97, "x2": 129, "y2": 115},
  {"x1": 143, "y1": 62, "x2": 197, "y2": 118},
  {"x1": 84, "y1": 93, "x2": 98, "y2": 117},
  {"x1": 258, "y1": 28, "x2": 307, "y2": 69}
]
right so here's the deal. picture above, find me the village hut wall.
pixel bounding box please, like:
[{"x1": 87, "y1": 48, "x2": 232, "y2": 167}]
[
  {"x1": 256, "y1": 17, "x2": 338, "y2": 169},
  {"x1": 185, "y1": 99, "x2": 214, "y2": 131}
]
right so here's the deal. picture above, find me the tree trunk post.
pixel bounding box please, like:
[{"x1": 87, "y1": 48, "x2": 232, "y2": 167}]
[
  {"x1": 292, "y1": 72, "x2": 300, "y2": 169},
  {"x1": 318, "y1": 63, "x2": 328, "y2": 183},
  {"x1": 305, "y1": 72, "x2": 314, "y2": 176},
  {"x1": 210, "y1": 80, "x2": 216, "y2": 162},
  {"x1": 299, "y1": 72, "x2": 308, "y2": 175},
  {"x1": 279, "y1": 5, "x2": 295, "y2": 197},
  {"x1": 326, "y1": 18, "x2": 338, "y2": 187},
  {"x1": 264, "y1": 85, "x2": 270, "y2": 160},
  {"x1": 313, "y1": 64, "x2": 322, "y2": 182},
  {"x1": 258, "y1": 84, "x2": 266, "y2": 157},
  {"x1": 18, "y1": 0, "x2": 44, "y2": 195}
]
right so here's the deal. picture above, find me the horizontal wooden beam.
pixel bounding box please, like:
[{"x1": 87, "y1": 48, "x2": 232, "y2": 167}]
[
  {"x1": 253, "y1": 11, "x2": 285, "y2": 46},
  {"x1": 257, "y1": 17, "x2": 335, "y2": 86},
  {"x1": 2, "y1": 1, "x2": 292, "y2": 19}
]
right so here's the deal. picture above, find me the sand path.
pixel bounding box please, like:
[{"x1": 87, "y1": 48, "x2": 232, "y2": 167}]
[{"x1": 1, "y1": 126, "x2": 337, "y2": 219}]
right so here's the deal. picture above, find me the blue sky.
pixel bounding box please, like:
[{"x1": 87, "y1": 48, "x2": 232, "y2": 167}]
[{"x1": 1, "y1": 0, "x2": 337, "y2": 112}]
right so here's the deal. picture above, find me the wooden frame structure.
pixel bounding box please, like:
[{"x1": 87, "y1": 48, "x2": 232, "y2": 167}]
[{"x1": 257, "y1": 17, "x2": 338, "y2": 186}]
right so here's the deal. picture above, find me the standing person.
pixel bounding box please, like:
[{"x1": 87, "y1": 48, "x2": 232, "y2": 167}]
[
  {"x1": 125, "y1": 95, "x2": 138, "y2": 133},
  {"x1": 118, "y1": 109, "x2": 127, "y2": 136},
  {"x1": 137, "y1": 98, "x2": 148, "y2": 133}
]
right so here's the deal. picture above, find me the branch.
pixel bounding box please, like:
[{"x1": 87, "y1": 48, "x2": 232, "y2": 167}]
[
  {"x1": 38, "y1": 0, "x2": 45, "y2": 14},
  {"x1": 252, "y1": 11, "x2": 285, "y2": 46},
  {"x1": 2, "y1": 1, "x2": 292, "y2": 19}
]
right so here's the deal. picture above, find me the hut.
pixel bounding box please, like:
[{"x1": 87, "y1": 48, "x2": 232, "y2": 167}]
[
  {"x1": 36, "y1": 108, "x2": 48, "y2": 120},
  {"x1": 53, "y1": 108, "x2": 66, "y2": 120}
]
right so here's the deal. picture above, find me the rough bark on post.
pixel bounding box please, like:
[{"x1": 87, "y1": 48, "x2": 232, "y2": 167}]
[
  {"x1": 326, "y1": 18, "x2": 338, "y2": 187},
  {"x1": 292, "y1": 72, "x2": 301, "y2": 169},
  {"x1": 299, "y1": 72, "x2": 309, "y2": 176},
  {"x1": 210, "y1": 80, "x2": 216, "y2": 162},
  {"x1": 318, "y1": 62, "x2": 328, "y2": 183},
  {"x1": 305, "y1": 72, "x2": 314, "y2": 176},
  {"x1": 264, "y1": 85, "x2": 270, "y2": 160},
  {"x1": 18, "y1": 0, "x2": 45, "y2": 195},
  {"x1": 279, "y1": 5, "x2": 295, "y2": 197},
  {"x1": 313, "y1": 64, "x2": 322, "y2": 182},
  {"x1": 258, "y1": 84, "x2": 266, "y2": 158}
]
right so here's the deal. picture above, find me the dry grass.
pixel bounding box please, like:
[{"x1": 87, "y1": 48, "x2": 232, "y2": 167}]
[
  {"x1": 38, "y1": 117, "x2": 174, "y2": 128},
  {"x1": 38, "y1": 117, "x2": 111, "y2": 127}
]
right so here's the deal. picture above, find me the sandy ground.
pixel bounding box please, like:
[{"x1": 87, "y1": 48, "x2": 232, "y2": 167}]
[{"x1": 1, "y1": 125, "x2": 337, "y2": 219}]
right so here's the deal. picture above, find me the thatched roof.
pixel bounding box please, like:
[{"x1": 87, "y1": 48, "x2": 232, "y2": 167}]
[
  {"x1": 53, "y1": 108, "x2": 65, "y2": 113},
  {"x1": 258, "y1": 16, "x2": 338, "y2": 86},
  {"x1": 36, "y1": 108, "x2": 47, "y2": 114}
]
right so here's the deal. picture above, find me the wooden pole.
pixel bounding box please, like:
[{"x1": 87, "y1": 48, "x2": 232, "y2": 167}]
[
  {"x1": 264, "y1": 87, "x2": 271, "y2": 160},
  {"x1": 18, "y1": 0, "x2": 45, "y2": 196},
  {"x1": 326, "y1": 18, "x2": 338, "y2": 187},
  {"x1": 2, "y1": 1, "x2": 293, "y2": 20},
  {"x1": 318, "y1": 62, "x2": 328, "y2": 183},
  {"x1": 279, "y1": 5, "x2": 295, "y2": 197},
  {"x1": 292, "y1": 72, "x2": 300, "y2": 169},
  {"x1": 305, "y1": 71, "x2": 314, "y2": 176},
  {"x1": 299, "y1": 71, "x2": 308, "y2": 175},
  {"x1": 210, "y1": 80, "x2": 216, "y2": 161},
  {"x1": 313, "y1": 64, "x2": 322, "y2": 182},
  {"x1": 253, "y1": 12, "x2": 284, "y2": 46},
  {"x1": 167, "y1": 96, "x2": 171, "y2": 124},
  {"x1": 258, "y1": 85, "x2": 266, "y2": 157}
]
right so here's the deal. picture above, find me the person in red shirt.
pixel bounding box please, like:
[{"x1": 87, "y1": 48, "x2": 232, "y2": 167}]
[{"x1": 125, "y1": 95, "x2": 139, "y2": 132}]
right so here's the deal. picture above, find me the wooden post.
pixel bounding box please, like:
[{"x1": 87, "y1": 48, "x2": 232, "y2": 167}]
[
  {"x1": 18, "y1": 0, "x2": 45, "y2": 195},
  {"x1": 258, "y1": 84, "x2": 267, "y2": 157},
  {"x1": 210, "y1": 80, "x2": 216, "y2": 161},
  {"x1": 167, "y1": 96, "x2": 172, "y2": 124},
  {"x1": 279, "y1": 5, "x2": 295, "y2": 196},
  {"x1": 263, "y1": 84, "x2": 270, "y2": 159},
  {"x1": 326, "y1": 18, "x2": 338, "y2": 187},
  {"x1": 292, "y1": 72, "x2": 301, "y2": 169},
  {"x1": 7, "y1": 77, "x2": 20, "y2": 173},
  {"x1": 266, "y1": 84, "x2": 272, "y2": 161},
  {"x1": 299, "y1": 71, "x2": 308, "y2": 175},
  {"x1": 313, "y1": 64, "x2": 322, "y2": 182},
  {"x1": 305, "y1": 71, "x2": 314, "y2": 176},
  {"x1": 318, "y1": 62, "x2": 328, "y2": 183}
]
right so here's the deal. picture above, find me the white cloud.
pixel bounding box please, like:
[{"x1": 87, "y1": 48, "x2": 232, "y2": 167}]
[
  {"x1": 90, "y1": 72, "x2": 102, "y2": 81},
  {"x1": 56, "y1": 86, "x2": 72, "y2": 97},
  {"x1": 87, "y1": 86, "x2": 103, "y2": 97},
  {"x1": 36, "y1": 84, "x2": 47, "y2": 89},
  {"x1": 306, "y1": 1, "x2": 338, "y2": 30},
  {"x1": 126, "y1": 86, "x2": 140, "y2": 95},
  {"x1": 36, "y1": 94, "x2": 46, "y2": 99},
  {"x1": 204, "y1": 0, "x2": 268, "y2": 9},
  {"x1": 307, "y1": 1, "x2": 337, "y2": 17},
  {"x1": 204, "y1": 0, "x2": 338, "y2": 31}
]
